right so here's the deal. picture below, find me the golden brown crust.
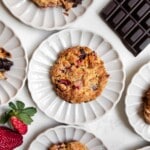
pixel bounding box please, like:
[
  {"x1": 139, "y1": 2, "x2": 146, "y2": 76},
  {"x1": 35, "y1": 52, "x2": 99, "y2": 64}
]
[
  {"x1": 0, "y1": 48, "x2": 11, "y2": 59},
  {"x1": 50, "y1": 46, "x2": 109, "y2": 103},
  {"x1": 143, "y1": 87, "x2": 150, "y2": 124},
  {"x1": 49, "y1": 141, "x2": 88, "y2": 150},
  {"x1": 32, "y1": 0, "x2": 80, "y2": 10},
  {"x1": 0, "y1": 72, "x2": 5, "y2": 80},
  {"x1": 32, "y1": 0, "x2": 61, "y2": 8}
]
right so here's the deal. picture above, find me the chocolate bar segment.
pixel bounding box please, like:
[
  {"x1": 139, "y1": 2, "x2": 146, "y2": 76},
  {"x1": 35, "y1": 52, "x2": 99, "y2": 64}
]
[
  {"x1": 127, "y1": 0, "x2": 139, "y2": 9},
  {"x1": 101, "y1": 1, "x2": 117, "y2": 18},
  {"x1": 112, "y1": 9, "x2": 126, "y2": 26},
  {"x1": 117, "y1": 18, "x2": 135, "y2": 35},
  {"x1": 101, "y1": 0, "x2": 150, "y2": 56},
  {"x1": 134, "y1": 37, "x2": 150, "y2": 52}
]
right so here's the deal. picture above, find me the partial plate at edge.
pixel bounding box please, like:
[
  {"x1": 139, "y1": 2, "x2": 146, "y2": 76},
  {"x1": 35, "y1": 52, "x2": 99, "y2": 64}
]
[
  {"x1": 125, "y1": 62, "x2": 150, "y2": 141},
  {"x1": 28, "y1": 125, "x2": 107, "y2": 150},
  {"x1": 2, "y1": 0, "x2": 93, "y2": 31},
  {"x1": 0, "y1": 20, "x2": 27, "y2": 104}
]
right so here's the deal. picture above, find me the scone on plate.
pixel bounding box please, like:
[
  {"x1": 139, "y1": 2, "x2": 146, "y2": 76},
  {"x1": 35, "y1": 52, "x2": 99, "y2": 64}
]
[
  {"x1": 143, "y1": 87, "x2": 150, "y2": 124},
  {"x1": 49, "y1": 141, "x2": 88, "y2": 150},
  {"x1": 32, "y1": 0, "x2": 82, "y2": 11},
  {"x1": 0, "y1": 47, "x2": 13, "y2": 79},
  {"x1": 32, "y1": 0, "x2": 61, "y2": 8},
  {"x1": 50, "y1": 46, "x2": 109, "y2": 103}
]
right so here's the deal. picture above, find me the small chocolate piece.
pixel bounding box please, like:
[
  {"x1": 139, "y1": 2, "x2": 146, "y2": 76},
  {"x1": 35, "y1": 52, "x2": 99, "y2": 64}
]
[
  {"x1": 79, "y1": 48, "x2": 87, "y2": 60},
  {"x1": 0, "y1": 58, "x2": 13, "y2": 71},
  {"x1": 101, "y1": 0, "x2": 150, "y2": 56},
  {"x1": 72, "y1": 0, "x2": 82, "y2": 7},
  {"x1": 0, "y1": 48, "x2": 13, "y2": 80}
]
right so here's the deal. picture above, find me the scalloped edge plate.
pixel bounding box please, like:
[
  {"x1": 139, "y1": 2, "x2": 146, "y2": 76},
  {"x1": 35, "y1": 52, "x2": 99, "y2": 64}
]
[
  {"x1": 125, "y1": 61, "x2": 150, "y2": 141},
  {"x1": 28, "y1": 28, "x2": 125, "y2": 125},
  {"x1": 2, "y1": 0, "x2": 93, "y2": 31},
  {"x1": 0, "y1": 20, "x2": 27, "y2": 105},
  {"x1": 28, "y1": 125, "x2": 107, "y2": 150}
]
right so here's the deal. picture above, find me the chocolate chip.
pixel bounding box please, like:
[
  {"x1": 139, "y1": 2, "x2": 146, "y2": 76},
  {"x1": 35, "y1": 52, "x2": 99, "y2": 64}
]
[
  {"x1": 71, "y1": 0, "x2": 82, "y2": 7},
  {"x1": 79, "y1": 48, "x2": 87, "y2": 60},
  {"x1": 91, "y1": 85, "x2": 98, "y2": 91},
  {"x1": 6, "y1": 52, "x2": 11, "y2": 57},
  {"x1": 0, "y1": 58, "x2": 13, "y2": 71}
]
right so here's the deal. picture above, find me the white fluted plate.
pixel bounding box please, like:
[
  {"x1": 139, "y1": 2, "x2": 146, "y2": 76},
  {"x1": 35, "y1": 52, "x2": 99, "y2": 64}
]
[
  {"x1": 125, "y1": 62, "x2": 150, "y2": 141},
  {"x1": 28, "y1": 125, "x2": 107, "y2": 150},
  {"x1": 0, "y1": 21, "x2": 27, "y2": 104},
  {"x1": 2, "y1": 0, "x2": 93, "y2": 31},
  {"x1": 28, "y1": 29, "x2": 125, "y2": 124}
]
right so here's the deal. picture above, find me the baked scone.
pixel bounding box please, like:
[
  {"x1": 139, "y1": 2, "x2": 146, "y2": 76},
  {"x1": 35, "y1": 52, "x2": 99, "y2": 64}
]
[
  {"x1": 50, "y1": 46, "x2": 109, "y2": 103},
  {"x1": 32, "y1": 0, "x2": 61, "y2": 8},
  {"x1": 143, "y1": 87, "x2": 150, "y2": 124},
  {"x1": 32, "y1": 0, "x2": 82, "y2": 11},
  {"x1": 0, "y1": 48, "x2": 13, "y2": 79},
  {"x1": 49, "y1": 141, "x2": 88, "y2": 150}
]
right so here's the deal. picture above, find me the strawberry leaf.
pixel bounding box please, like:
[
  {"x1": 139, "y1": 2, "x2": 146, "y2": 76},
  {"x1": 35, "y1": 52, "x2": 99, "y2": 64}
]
[
  {"x1": 9, "y1": 102, "x2": 17, "y2": 110},
  {"x1": 0, "y1": 112, "x2": 9, "y2": 124},
  {"x1": 0, "y1": 110, "x2": 12, "y2": 124},
  {"x1": 17, "y1": 113, "x2": 33, "y2": 125},
  {"x1": 22, "y1": 107, "x2": 37, "y2": 116},
  {"x1": 16, "y1": 101, "x2": 25, "y2": 109}
]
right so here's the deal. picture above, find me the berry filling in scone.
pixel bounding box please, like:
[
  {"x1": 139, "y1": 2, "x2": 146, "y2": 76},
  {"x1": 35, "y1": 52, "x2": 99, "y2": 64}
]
[{"x1": 50, "y1": 46, "x2": 109, "y2": 103}]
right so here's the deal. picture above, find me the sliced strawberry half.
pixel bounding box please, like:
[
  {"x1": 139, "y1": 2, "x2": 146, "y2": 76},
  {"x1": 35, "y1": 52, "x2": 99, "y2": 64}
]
[
  {"x1": 0, "y1": 126, "x2": 23, "y2": 150},
  {"x1": 0, "y1": 100, "x2": 37, "y2": 135},
  {"x1": 10, "y1": 116, "x2": 28, "y2": 135}
]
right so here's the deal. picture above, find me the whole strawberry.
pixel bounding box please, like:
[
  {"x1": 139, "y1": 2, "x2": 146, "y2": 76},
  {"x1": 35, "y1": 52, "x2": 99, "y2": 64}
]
[
  {"x1": 0, "y1": 126, "x2": 23, "y2": 150},
  {"x1": 0, "y1": 100, "x2": 37, "y2": 135}
]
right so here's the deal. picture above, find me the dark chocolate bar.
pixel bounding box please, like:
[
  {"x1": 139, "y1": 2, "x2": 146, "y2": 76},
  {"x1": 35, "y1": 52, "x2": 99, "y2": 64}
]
[{"x1": 101, "y1": 0, "x2": 150, "y2": 56}]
